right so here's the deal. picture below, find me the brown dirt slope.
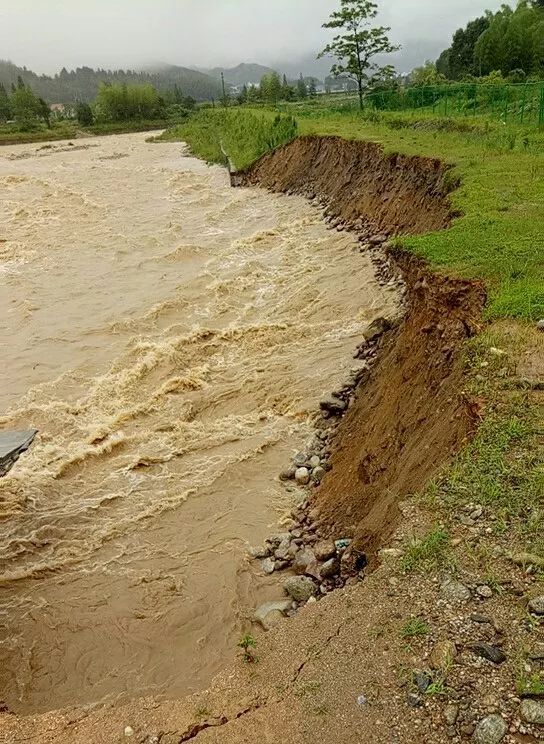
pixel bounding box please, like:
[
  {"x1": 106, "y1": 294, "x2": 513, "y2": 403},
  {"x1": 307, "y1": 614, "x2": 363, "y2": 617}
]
[
  {"x1": 317, "y1": 251, "x2": 486, "y2": 557},
  {"x1": 243, "y1": 135, "x2": 486, "y2": 557},
  {"x1": 241, "y1": 135, "x2": 456, "y2": 236}
]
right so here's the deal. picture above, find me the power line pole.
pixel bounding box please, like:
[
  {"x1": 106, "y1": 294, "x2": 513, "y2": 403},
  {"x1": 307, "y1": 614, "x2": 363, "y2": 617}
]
[{"x1": 221, "y1": 71, "x2": 228, "y2": 107}]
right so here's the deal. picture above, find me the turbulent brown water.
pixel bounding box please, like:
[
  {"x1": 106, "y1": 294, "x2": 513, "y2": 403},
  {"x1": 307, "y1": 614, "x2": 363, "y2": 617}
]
[{"x1": 0, "y1": 132, "x2": 396, "y2": 714}]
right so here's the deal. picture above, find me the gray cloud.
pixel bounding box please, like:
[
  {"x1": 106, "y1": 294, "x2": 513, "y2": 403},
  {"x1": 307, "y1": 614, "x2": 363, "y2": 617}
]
[{"x1": 0, "y1": 0, "x2": 505, "y2": 74}]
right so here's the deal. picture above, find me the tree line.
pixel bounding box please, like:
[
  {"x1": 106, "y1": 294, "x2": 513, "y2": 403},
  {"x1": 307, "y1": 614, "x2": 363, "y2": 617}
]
[
  {"x1": 233, "y1": 72, "x2": 318, "y2": 105},
  {"x1": 435, "y1": 0, "x2": 544, "y2": 83},
  {"x1": 0, "y1": 77, "x2": 196, "y2": 131}
]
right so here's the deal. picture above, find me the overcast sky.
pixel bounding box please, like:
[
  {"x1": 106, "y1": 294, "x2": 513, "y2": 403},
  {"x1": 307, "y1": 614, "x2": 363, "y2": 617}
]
[{"x1": 0, "y1": 0, "x2": 505, "y2": 74}]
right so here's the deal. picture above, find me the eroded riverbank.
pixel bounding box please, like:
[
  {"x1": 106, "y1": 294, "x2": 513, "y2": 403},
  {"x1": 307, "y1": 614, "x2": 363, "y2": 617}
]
[{"x1": 0, "y1": 133, "x2": 397, "y2": 714}]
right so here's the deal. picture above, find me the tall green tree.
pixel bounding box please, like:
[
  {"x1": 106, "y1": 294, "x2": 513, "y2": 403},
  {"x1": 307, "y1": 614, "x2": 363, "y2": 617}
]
[
  {"x1": 10, "y1": 85, "x2": 42, "y2": 129},
  {"x1": 296, "y1": 73, "x2": 308, "y2": 99},
  {"x1": 259, "y1": 72, "x2": 282, "y2": 103},
  {"x1": 0, "y1": 83, "x2": 10, "y2": 121},
  {"x1": 318, "y1": 0, "x2": 399, "y2": 110}
]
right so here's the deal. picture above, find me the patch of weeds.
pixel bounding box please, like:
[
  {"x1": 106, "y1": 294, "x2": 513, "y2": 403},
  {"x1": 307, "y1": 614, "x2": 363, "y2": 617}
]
[
  {"x1": 481, "y1": 573, "x2": 504, "y2": 595},
  {"x1": 425, "y1": 676, "x2": 449, "y2": 697},
  {"x1": 238, "y1": 633, "x2": 258, "y2": 664},
  {"x1": 401, "y1": 527, "x2": 452, "y2": 573},
  {"x1": 402, "y1": 617, "x2": 430, "y2": 639},
  {"x1": 517, "y1": 672, "x2": 544, "y2": 697},
  {"x1": 194, "y1": 705, "x2": 210, "y2": 720}
]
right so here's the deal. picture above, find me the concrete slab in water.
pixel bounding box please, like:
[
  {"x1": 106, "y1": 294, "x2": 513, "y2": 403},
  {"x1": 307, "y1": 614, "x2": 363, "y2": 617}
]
[{"x1": 0, "y1": 429, "x2": 38, "y2": 477}]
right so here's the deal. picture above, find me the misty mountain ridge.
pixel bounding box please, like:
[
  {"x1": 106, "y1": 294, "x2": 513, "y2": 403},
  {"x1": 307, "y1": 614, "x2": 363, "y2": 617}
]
[{"x1": 0, "y1": 59, "x2": 221, "y2": 103}]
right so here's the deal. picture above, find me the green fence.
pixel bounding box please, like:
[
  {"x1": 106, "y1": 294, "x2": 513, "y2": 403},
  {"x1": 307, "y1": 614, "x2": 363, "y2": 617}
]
[{"x1": 365, "y1": 82, "x2": 544, "y2": 128}]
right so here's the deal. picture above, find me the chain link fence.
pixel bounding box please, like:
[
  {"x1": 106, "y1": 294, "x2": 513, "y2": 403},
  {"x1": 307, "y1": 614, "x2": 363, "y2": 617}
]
[{"x1": 365, "y1": 82, "x2": 544, "y2": 128}]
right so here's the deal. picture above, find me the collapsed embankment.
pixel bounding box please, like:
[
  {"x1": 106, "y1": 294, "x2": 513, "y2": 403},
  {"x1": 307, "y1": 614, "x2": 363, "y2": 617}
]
[{"x1": 241, "y1": 135, "x2": 486, "y2": 560}]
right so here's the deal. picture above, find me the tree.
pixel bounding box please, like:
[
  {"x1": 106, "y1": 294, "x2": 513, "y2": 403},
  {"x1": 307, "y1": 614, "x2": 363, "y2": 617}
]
[
  {"x1": 10, "y1": 85, "x2": 42, "y2": 129},
  {"x1": 0, "y1": 83, "x2": 10, "y2": 122},
  {"x1": 318, "y1": 0, "x2": 399, "y2": 110},
  {"x1": 38, "y1": 97, "x2": 51, "y2": 127},
  {"x1": 259, "y1": 72, "x2": 282, "y2": 103},
  {"x1": 447, "y1": 16, "x2": 490, "y2": 79},
  {"x1": 410, "y1": 61, "x2": 446, "y2": 87},
  {"x1": 76, "y1": 101, "x2": 94, "y2": 126},
  {"x1": 296, "y1": 73, "x2": 308, "y2": 99}
]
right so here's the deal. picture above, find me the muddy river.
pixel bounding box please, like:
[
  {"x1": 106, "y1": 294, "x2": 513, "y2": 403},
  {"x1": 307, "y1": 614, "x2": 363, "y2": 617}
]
[{"x1": 0, "y1": 132, "x2": 395, "y2": 714}]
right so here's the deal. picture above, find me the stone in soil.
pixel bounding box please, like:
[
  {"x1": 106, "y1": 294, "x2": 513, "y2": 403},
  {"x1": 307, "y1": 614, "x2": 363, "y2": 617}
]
[
  {"x1": 440, "y1": 577, "x2": 471, "y2": 602},
  {"x1": 294, "y1": 467, "x2": 310, "y2": 485},
  {"x1": 319, "y1": 397, "x2": 347, "y2": 416},
  {"x1": 308, "y1": 455, "x2": 320, "y2": 469},
  {"x1": 528, "y1": 595, "x2": 544, "y2": 615},
  {"x1": 469, "y1": 642, "x2": 507, "y2": 665},
  {"x1": 429, "y1": 640, "x2": 457, "y2": 670},
  {"x1": 472, "y1": 715, "x2": 507, "y2": 744},
  {"x1": 476, "y1": 585, "x2": 493, "y2": 598},
  {"x1": 261, "y1": 558, "x2": 275, "y2": 575},
  {"x1": 254, "y1": 599, "x2": 293, "y2": 630},
  {"x1": 520, "y1": 699, "x2": 544, "y2": 724},
  {"x1": 314, "y1": 540, "x2": 336, "y2": 561},
  {"x1": 413, "y1": 671, "x2": 432, "y2": 693},
  {"x1": 312, "y1": 466, "x2": 325, "y2": 483},
  {"x1": 444, "y1": 704, "x2": 459, "y2": 726},
  {"x1": 293, "y1": 451, "x2": 308, "y2": 467},
  {"x1": 283, "y1": 575, "x2": 317, "y2": 602},
  {"x1": 319, "y1": 557, "x2": 340, "y2": 579},
  {"x1": 363, "y1": 316, "x2": 391, "y2": 342}
]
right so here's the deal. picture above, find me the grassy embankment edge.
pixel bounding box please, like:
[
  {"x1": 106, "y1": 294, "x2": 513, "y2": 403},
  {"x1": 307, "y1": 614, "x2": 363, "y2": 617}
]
[{"x1": 159, "y1": 107, "x2": 543, "y2": 565}]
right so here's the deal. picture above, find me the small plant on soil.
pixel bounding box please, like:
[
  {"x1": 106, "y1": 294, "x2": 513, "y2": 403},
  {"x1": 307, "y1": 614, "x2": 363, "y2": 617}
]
[
  {"x1": 517, "y1": 672, "x2": 544, "y2": 697},
  {"x1": 401, "y1": 527, "x2": 452, "y2": 573},
  {"x1": 238, "y1": 633, "x2": 258, "y2": 663},
  {"x1": 424, "y1": 676, "x2": 449, "y2": 697},
  {"x1": 401, "y1": 617, "x2": 430, "y2": 639}
]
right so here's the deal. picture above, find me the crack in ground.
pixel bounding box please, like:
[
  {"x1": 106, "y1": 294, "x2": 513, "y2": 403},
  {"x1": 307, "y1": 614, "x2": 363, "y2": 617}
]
[
  {"x1": 177, "y1": 703, "x2": 261, "y2": 742},
  {"x1": 290, "y1": 619, "x2": 346, "y2": 687},
  {"x1": 173, "y1": 620, "x2": 347, "y2": 741}
]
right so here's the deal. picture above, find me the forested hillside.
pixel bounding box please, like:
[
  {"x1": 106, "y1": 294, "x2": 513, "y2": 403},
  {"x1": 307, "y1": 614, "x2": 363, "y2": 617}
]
[
  {"x1": 436, "y1": 0, "x2": 544, "y2": 80},
  {"x1": 0, "y1": 60, "x2": 221, "y2": 102}
]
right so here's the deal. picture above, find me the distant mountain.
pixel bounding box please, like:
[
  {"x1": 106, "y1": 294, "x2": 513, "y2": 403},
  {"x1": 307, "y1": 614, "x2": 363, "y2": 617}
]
[
  {"x1": 0, "y1": 60, "x2": 221, "y2": 103},
  {"x1": 204, "y1": 63, "x2": 275, "y2": 86}
]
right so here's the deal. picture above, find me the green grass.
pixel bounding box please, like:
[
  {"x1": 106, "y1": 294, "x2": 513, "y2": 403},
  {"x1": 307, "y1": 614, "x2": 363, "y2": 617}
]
[
  {"x1": 155, "y1": 109, "x2": 297, "y2": 170},
  {"x1": 423, "y1": 327, "x2": 543, "y2": 557},
  {"x1": 401, "y1": 617, "x2": 430, "y2": 639},
  {"x1": 401, "y1": 527, "x2": 452, "y2": 573}
]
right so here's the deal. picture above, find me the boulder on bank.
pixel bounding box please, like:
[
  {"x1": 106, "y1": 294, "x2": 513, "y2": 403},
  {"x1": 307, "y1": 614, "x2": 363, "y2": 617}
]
[{"x1": 283, "y1": 576, "x2": 317, "y2": 602}]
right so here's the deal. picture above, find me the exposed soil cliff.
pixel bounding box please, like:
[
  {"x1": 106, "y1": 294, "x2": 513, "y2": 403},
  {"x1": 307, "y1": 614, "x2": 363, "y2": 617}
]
[
  {"x1": 242, "y1": 135, "x2": 486, "y2": 558},
  {"x1": 240, "y1": 135, "x2": 457, "y2": 236}
]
